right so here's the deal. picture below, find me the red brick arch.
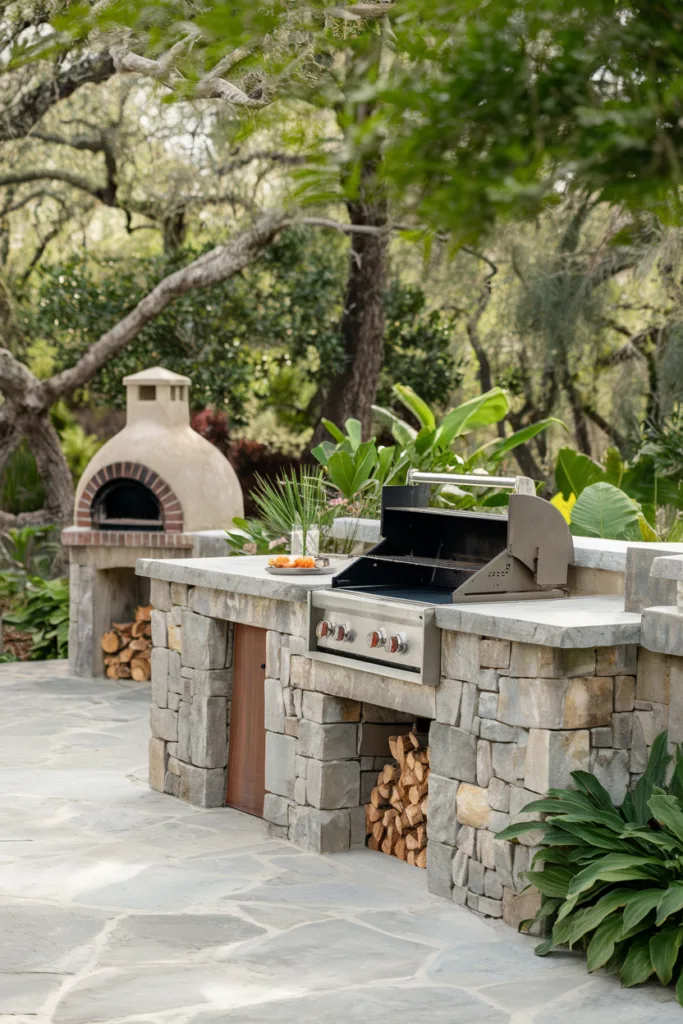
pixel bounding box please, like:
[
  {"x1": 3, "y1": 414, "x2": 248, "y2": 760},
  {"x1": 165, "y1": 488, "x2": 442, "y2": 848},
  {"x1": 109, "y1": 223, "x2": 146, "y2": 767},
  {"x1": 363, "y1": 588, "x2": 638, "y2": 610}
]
[{"x1": 77, "y1": 462, "x2": 184, "y2": 533}]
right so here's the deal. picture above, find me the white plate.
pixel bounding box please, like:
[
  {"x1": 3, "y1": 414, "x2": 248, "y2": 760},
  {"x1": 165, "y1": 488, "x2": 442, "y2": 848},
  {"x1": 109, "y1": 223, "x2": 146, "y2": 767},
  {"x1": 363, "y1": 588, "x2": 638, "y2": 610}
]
[{"x1": 265, "y1": 566, "x2": 337, "y2": 576}]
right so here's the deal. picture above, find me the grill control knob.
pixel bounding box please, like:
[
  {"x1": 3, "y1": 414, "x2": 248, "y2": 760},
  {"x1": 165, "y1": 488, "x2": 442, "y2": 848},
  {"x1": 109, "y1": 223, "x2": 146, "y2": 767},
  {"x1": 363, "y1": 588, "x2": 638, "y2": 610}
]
[
  {"x1": 387, "y1": 633, "x2": 408, "y2": 655},
  {"x1": 366, "y1": 629, "x2": 386, "y2": 650},
  {"x1": 315, "y1": 620, "x2": 334, "y2": 639},
  {"x1": 333, "y1": 624, "x2": 352, "y2": 642}
]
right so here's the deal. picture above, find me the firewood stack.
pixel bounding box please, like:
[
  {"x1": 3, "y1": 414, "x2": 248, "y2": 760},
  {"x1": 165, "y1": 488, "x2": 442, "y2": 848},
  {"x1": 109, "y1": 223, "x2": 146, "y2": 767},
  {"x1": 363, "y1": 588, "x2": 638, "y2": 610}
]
[
  {"x1": 365, "y1": 731, "x2": 429, "y2": 868},
  {"x1": 101, "y1": 605, "x2": 153, "y2": 681}
]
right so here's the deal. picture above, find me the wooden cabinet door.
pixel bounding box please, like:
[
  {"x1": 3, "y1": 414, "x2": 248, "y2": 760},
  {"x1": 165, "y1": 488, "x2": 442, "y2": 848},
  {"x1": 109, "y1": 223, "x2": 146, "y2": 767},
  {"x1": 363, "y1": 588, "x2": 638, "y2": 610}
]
[{"x1": 226, "y1": 624, "x2": 266, "y2": 817}]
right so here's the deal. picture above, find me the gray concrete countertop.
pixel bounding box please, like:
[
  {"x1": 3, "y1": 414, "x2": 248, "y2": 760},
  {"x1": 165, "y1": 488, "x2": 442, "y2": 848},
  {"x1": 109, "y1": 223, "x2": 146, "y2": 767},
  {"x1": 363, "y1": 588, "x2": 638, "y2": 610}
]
[
  {"x1": 651, "y1": 554, "x2": 683, "y2": 581},
  {"x1": 138, "y1": 555, "x2": 641, "y2": 648},
  {"x1": 435, "y1": 595, "x2": 641, "y2": 649},
  {"x1": 137, "y1": 554, "x2": 350, "y2": 603}
]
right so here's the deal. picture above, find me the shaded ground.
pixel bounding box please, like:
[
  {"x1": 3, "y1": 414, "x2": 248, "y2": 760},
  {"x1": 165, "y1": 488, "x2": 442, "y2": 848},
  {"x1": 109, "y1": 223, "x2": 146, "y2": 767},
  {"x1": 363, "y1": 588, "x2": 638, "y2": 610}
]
[{"x1": 0, "y1": 660, "x2": 680, "y2": 1023}]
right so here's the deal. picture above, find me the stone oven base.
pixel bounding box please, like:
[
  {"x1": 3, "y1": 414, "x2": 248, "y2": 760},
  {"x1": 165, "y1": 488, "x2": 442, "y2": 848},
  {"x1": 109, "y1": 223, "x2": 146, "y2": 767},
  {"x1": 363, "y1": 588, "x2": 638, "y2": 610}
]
[{"x1": 145, "y1": 573, "x2": 682, "y2": 928}]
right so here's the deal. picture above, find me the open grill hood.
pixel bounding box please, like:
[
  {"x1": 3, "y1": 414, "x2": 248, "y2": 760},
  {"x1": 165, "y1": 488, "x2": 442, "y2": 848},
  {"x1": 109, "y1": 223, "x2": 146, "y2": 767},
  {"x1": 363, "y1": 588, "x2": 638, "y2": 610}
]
[{"x1": 332, "y1": 479, "x2": 575, "y2": 605}]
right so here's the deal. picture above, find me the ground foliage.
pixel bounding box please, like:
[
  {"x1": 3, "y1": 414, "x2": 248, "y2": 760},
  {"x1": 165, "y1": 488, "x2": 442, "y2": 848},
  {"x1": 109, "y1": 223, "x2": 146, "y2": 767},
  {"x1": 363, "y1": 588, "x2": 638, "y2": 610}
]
[{"x1": 499, "y1": 734, "x2": 683, "y2": 1001}]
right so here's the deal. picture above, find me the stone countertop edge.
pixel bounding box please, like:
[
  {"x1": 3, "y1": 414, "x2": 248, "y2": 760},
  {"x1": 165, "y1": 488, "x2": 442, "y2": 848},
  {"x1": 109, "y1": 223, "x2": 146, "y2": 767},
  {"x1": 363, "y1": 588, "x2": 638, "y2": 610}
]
[
  {"x1": 138, "y1": 555, "x2": 642, "y2": 648},
  {"x1": 435, "y1": 595, "x2": 641, "y2": 649},
  {"x1": 136, "y1": 555, "x2": 342, "y2": 603},
  {"x1": 650, "y1": 554, "x2": 683, "y2": 581}
]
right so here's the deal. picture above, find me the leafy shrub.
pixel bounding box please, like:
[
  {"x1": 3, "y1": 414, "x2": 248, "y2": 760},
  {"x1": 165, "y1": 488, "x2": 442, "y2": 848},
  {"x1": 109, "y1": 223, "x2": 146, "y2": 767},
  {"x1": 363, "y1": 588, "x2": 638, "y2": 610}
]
[
  {"x1": 312, "y1": 417, "x2": 405, "y2": 516},
  {"x1": 0, "y1": 525, "x2": 59, "y2": 581},
  {"x1": 553, "y1": 447, "x2": 683, "y2": 540},
  {"x1": 3, "y1": 576, "x2": 69, "y2": 660},
  {"x1": 1, "y1": 441, "x2": 44, "y2": 514},
  {"x1": 225, "y1": 518, "x2": 287, "y2": 556},
  {"x1": 498, "y1": 733, "x2": 683, "y2": 1000}
]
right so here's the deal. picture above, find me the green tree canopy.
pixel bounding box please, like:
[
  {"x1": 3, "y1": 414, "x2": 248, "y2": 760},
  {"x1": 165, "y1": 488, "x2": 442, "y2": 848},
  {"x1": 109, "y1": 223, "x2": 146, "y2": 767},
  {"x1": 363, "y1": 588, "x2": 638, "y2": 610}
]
[{"x1": 386, "y1": 0, "x2": 683, "y2": 239}]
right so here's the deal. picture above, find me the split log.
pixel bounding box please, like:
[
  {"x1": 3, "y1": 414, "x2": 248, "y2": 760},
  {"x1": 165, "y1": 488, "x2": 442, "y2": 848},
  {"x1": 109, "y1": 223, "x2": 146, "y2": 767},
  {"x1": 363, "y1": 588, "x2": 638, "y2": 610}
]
[
  {"x1": 131, "y1": 658, "x2": 151, "y2": 682},
  {"x1": 365, "y1": 726, "x2": 430, "y2": 869},
  {"x1": 100, "y1": 606, "x2": 154, "y2": 682},
  {"x1": 101, "y1": 631, "x2": 120, "y2": 654}
]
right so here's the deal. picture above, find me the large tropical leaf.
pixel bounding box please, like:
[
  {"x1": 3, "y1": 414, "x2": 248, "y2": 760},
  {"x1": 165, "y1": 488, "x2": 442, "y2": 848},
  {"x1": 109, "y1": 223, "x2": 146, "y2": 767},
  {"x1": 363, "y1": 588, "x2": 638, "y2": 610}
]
[
  {"x1": 434, "y1": 387, "x2": 509, "y2": 448},
  {"x1": 343, "y1": 419, "x2": 363, "y2": 451},
  {"x1": 650, "y1": 926, "x2": 683, "y2": 986},
  {"x1": 570, "y1": 482, "x2": 641, "y2": 540},
  {"x1": 555, "y1": 447, "x2": 605, "y2": 499},
  {"x1": 321, "y1": 419, "x2": 347, "y2": 445},
  {"x1": 479, "y1": 417, "x2": 567, "y2": 466},
  {"x1": 392, "y1": 385, "x2": 436, "y2": 430},
  {"x1": 372, "y1": 404, "x2": 418, "y2": 448}
]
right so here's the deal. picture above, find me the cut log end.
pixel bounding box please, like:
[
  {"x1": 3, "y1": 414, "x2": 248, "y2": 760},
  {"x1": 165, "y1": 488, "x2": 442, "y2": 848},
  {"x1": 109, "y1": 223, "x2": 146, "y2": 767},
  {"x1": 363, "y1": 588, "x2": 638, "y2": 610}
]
[{"x1": 365, "y1": 728, "x2": 430, "y2": 870}]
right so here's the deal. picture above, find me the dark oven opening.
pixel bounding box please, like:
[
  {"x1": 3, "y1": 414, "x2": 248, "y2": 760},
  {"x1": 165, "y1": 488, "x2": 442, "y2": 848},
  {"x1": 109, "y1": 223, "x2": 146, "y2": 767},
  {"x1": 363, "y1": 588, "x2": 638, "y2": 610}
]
[{"x1": 91, "y1": 479, "x2": 163, "y2": 531}]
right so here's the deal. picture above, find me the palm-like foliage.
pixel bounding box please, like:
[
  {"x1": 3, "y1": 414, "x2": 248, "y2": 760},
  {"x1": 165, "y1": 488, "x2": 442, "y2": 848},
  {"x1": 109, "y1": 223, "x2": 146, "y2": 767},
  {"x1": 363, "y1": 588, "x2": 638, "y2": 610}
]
[
  {"x1": 251, "y1": 468, "x2": 334, "y2": 556},
  {"x1": 498, "y1": 732, "x2": 683, "y2": 999}
]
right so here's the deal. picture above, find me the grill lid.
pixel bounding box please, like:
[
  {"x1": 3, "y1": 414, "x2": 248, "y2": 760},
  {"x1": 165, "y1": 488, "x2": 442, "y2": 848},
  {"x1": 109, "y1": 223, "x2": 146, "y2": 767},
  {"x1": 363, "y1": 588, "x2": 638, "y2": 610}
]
[{"x1": 332, "y1": 472, "x2": 574, "y2": 604}]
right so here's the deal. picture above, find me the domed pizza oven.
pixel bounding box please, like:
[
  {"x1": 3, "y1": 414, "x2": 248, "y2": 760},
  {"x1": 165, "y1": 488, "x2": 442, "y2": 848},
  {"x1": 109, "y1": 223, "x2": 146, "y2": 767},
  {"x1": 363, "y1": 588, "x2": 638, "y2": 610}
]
[{"x1": 63, "y1": 366, "x2": 244, "y2": 677}]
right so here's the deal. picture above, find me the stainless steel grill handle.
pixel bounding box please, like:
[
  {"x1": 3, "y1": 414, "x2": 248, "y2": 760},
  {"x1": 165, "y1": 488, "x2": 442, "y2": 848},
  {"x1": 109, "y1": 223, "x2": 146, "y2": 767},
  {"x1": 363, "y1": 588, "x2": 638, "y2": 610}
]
[{"x1": 406, "y1": 469, "x2": 536, "y2": 495}]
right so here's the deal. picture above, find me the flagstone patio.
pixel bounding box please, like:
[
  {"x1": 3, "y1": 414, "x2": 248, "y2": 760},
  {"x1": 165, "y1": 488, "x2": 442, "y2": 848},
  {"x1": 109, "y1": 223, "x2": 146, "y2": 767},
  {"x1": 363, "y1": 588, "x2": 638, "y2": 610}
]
[{"x1": 0, "y1": 659, "x2": 680, "y2": 1023}]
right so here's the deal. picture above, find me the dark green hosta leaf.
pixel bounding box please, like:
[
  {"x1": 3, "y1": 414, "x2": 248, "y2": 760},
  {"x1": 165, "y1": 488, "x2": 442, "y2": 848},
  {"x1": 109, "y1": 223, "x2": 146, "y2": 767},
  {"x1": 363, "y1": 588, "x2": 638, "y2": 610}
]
[
  {"x1": 669, "y1": 747, "x2": 683, "y2": 806},
  {"x1": 677, "y1": 967, "x2": 683, "y2": 1007},
  {"x1": 656, "y1": 883, "x2": 683, "y2": 926},
  {"x1": 622, "y1": 889, "x2": 665, "y2": 932},
  {"x1": 620, "y1": 934, "x2": 655, "y2": 987},
  {"x1": 571, "y1": 770, "x2": 620, "y2": 815},
  {"x1": 570, "y1": 889, "x2": 636, "y2": 945},
  {"x1": 568, "y1": 855, "x2": 665, "y2": 897},
  {"x1": 649, "y1": 792, "x2": 683, "y2": 846},
  {"x1": 525, "y1": 866, "x2": 573, "y2": 898},
  {"x1": 629, "y1": 732, "x2": 673, "y2": 825},
  {"x1": 650, "y1": 926, "x2": 683, "y2": 987},
  {"x1": 586, "y1": 913, "x2": 625, "y2": 972},
  {"x1": 496, "y1": 820, "x2": 548, "y2": 842},
  {"x1": 550, "y1": 819, "x2": 629, "y2": 851}
]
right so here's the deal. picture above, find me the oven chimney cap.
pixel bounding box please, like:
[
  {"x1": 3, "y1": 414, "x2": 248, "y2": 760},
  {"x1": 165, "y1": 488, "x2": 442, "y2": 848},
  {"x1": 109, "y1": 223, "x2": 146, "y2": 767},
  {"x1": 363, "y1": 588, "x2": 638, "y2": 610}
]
[
  {"x1": 123, "y1": 366, "x2": 191, "y2": 386},
  {"x1": 123, "y1": 365, "x2": 191, "y2": 427}
]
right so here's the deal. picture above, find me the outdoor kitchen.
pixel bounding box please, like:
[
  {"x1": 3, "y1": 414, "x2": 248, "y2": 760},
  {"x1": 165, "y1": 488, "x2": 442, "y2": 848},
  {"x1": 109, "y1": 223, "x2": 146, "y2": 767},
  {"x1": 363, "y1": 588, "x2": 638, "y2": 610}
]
[{"x1": 136, "y1": 469, "x2": 683, "y2": 929}]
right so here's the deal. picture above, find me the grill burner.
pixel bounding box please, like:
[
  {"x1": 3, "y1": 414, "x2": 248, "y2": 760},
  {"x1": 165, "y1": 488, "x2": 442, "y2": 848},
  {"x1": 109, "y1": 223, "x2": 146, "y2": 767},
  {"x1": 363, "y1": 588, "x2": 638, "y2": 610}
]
[
  {"x1": 91, "y1": 479, "x2": 163, "y2": 532},
  {"x1": 307, "y1": 472, "x2": 575, "y2": 685}
]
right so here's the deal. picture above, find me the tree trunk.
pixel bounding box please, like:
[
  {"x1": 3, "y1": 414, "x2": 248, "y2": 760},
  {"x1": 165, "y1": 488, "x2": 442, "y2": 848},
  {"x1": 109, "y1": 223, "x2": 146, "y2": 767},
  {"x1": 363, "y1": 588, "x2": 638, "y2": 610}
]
[
  {"x1": 23, "y1": 415, "x2": 74, "y2": 527},
  {"x1": 314, "y1": 165, "x2": 388, "y2": 441}
]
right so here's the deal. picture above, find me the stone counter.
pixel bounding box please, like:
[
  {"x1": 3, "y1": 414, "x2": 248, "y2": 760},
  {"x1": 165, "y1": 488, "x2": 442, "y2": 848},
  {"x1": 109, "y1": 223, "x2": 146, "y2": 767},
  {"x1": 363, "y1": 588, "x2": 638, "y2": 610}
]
[{"x1": 138, "y1": 551, "x2": 683, "y2": 929}]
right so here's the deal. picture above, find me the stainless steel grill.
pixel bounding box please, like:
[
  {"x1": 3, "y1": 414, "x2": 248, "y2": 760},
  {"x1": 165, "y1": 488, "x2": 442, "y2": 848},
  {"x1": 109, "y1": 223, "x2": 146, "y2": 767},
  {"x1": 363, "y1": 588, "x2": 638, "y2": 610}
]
[{"x1": 307, "y1": 472, "x2": 574, "y2": 686}]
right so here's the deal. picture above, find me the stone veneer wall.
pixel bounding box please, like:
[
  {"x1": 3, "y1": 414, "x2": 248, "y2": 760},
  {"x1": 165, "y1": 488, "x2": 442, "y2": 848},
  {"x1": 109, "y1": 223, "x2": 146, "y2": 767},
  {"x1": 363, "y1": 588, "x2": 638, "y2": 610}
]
[{"x1": 147, "y1": 577, "x2": 682, "y2": 929}]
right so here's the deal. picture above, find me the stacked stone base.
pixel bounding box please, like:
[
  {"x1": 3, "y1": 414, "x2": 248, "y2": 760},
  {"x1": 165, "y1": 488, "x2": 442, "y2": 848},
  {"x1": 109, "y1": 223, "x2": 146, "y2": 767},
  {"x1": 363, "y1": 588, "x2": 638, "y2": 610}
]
[
  {"x1": 146, "y1": 576, "x2": 683, "y2": 928},
  {"x1": 148, "y1": 579, "x2": 233, "y2": 806}
]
